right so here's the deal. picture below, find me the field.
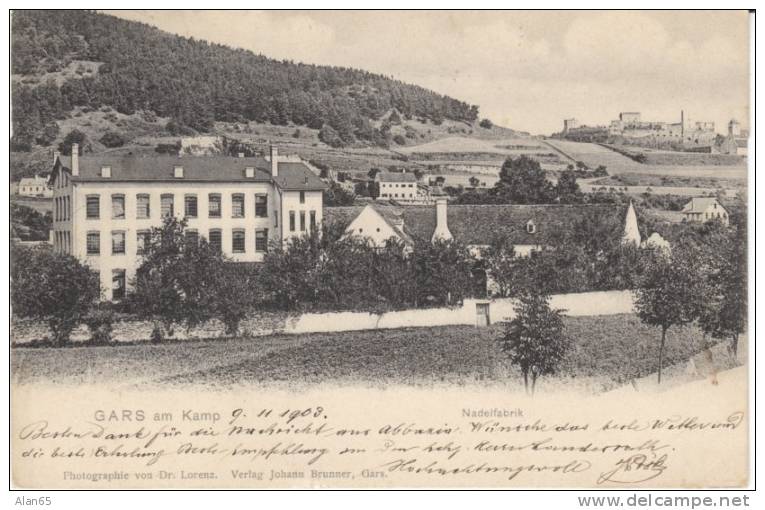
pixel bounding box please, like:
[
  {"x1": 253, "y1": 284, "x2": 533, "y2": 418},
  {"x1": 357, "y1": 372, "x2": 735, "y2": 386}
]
[
  {"x1": 544, "y1": 140, "x2": 747, "y2": 179},
  {"x1": 11, "y1": 314, "x2": 736, "y2": 393}
]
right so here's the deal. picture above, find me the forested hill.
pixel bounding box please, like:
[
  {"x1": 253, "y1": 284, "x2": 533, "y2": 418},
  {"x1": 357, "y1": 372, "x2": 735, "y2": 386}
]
[{"x1": 11, "y1": 10, "x2": 480, "y2": 151}]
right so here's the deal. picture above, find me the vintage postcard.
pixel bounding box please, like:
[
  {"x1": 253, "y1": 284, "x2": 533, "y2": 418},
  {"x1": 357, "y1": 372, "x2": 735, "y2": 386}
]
[{"x1": 9, "y1": 9, "x2": 752, "y2": 489}]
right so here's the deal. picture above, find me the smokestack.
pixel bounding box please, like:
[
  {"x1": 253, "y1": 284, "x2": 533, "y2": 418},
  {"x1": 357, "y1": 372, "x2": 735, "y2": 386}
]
[
  {"x1": 71, "y1": 143, "x2": 79, "y2": 176},
  {"x1": 270, "y1": 145, "x2": 279, "y2": 177},
  {"x1": 431, "y1": 198, "x2": 453, "y2": 243}
]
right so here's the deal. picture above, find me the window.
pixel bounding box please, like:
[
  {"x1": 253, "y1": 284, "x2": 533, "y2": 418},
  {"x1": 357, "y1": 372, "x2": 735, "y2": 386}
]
[
  {"x1": 112, "y1": 194, "x2": 125, "y2": 219},
  {"x1": 136, "y1": 194, "x2": 150, "y2": 219},
  {"x1": 255, "y1": 229, "x2": 268, "y2": 252},
  {"x1": 161, "y1": 194, "x2": 174, "y2": 218},
  {"x1": 208, "y1": 193, "x2": 221, "y2": 218},
  {"x1": 185, "y1": 229, "x2": 199, "y2": 247},
  {"x1": 289, "y1": 211, "x2": 296, "y2": 232},
  {"x1": 112, "y1": 270, "x2": 126, "y2": 301},
  {"x1": 309, "y1": 210, "x2": 316, "y2": 231},
  {"x1": 208, "y1": 229, "x2": 222, "y2": 252},
  {"x1": 86, "y1": 195, "x2": 100, "y2": 219},
  {"x1": 274, "y1": 211, "x2": 278, "y2": 228},
  {"x1": 299, "y1": 191, "x2": 305, "y2": 204},
  {"x1": 299, "y1": 211, "x2": 306, "y2": 231},
  {"x1": 232, "y1": 229, "x2": 245, "y2": 253},
  {"x1": 112, "y1": 231, "x2": 126, "y2": 254},
  {"x1": 232, "y1": 194, "x2": 245, "y2": 218},
  {"x1": 136, "y1": 230, "x2": 151, "y2": 254},
  {"x1": 86, "y1": 232, "x2": 100, "y2": 255},
  {"x1": 255, "y1": 194, "x2": 268, "y2": 217},
  {"x1": 184, "y1": 194, "x2": 198, "y2": 218},
  {"x1": 526, "y1": 220, "x2": 537, "y2": 234}
]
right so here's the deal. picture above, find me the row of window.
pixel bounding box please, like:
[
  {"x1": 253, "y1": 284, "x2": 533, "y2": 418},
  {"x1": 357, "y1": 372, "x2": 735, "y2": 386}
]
[
  {"x1": 380, "y1": 193, "x2": 414, "y2": 198},
  {"x1": 53, "y1": 231, "x2": 71, "y2": 254},
  {"x1": 54, "y1": 196, "x2": 71, "y2": 221},
  {"x1": 86, "y1": 193, "x2": 270, "y2": 220},
  {"x1": 381, "y1": 183, "x2": 415, "y2": 188},
  {"x1": 288, "y1": 210, "x2": 317, "y2": 232},
  {"x1": 86, "y1": 228, "x2": 270, "y2": 256}
]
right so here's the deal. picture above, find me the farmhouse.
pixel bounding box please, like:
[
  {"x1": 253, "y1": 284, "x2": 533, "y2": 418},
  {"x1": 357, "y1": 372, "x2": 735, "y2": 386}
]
[
  {"x1": 48, "y1": 144, "x2": 326, "y2": 299},
  {"x1": 681, "y1": 197, "x2": 729, "y2": 225},
  {"x1": 326, "y1": 199, "x2": 643, "y2": 257},
  {"x1": 376, "y1": 171, "x2": 418, "y2": 200},
  {"x1": 18, "y1": 175, "x2": 52, "y2": 198}
]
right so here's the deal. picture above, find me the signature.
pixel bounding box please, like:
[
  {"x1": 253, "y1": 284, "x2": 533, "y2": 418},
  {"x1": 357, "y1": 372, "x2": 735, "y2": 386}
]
[{"x1": 597, "y1": 453, "x2": 668, "y2": 484}]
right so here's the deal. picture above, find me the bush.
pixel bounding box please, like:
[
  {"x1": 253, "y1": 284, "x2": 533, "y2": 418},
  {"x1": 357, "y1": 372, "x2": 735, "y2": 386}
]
[
  {"x1": 393, "y1": 134, "x2": 406, "y2": 145},
  {"x1": 479, "y1": 118, "x2": 493, "y2": 129},
  {"x1": 100, "y1": 130, "x2": 126, "y2": 148},
  {"x1": 83, "y1": 305, "x2": 115, "y2": 345}
]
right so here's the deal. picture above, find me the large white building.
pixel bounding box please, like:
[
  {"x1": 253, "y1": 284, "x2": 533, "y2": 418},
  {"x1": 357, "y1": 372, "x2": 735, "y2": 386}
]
[{"x1": 49, "y1": 144, "x2": 326, "y2": 300}]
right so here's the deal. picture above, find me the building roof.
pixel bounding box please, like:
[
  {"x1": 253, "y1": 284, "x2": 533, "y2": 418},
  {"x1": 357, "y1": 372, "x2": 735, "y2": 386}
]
[
  {"x1": 377, "y1": 171, "x2": 417, "y2": 183},
  {"x1": 271, "y1": 162, "x2": 327, "y2": 190},
  {"x1": 54, "y1": 155, "x2": 326, "y2": 190},
  {"x1": 325, "y1": 203, "x2": 628, "y2": 246},
  {"x1": 19, "y1": 176, "x2": 49, "y2": 186},
  {"x1": 682, "y1": 197, "x2": 726, "y2": 214}
]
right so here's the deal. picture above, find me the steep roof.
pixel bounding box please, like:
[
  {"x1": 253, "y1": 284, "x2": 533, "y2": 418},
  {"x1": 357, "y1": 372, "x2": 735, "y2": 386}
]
[
  {"x1": 377, "y1": 171, "x2": 417, "y2": 183},
  {"x1": 53, "y1": 155, "x2": 325, "y2": 190},
  {"x1": 682, "y1": 197, "x2": 726, "y2": 214},
  {"x1": 326, "y1": 203, "x2": 628, "y2": 246},
  {"x1": 271, "y1": 162, "x2": 327, "y2": 190}
]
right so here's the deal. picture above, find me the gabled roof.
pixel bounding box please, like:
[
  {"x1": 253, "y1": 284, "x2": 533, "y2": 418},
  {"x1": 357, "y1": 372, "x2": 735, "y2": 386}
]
[
  {"x1": 326, "y1": 203, "x2": 629, "y2": 247},
  {"x1": 52, "y1": 155, "x2": 326, "y2": 190},
  {"x1": 682, "y1": 197, "x2": 726, "y2": 214},
  {"x1": 377, "y1": 171, "x2": 417, "y2": 183}
]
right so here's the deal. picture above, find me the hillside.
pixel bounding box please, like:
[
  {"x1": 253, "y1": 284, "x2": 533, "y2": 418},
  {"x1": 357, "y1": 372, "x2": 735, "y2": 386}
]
[{"x1": 11, "y1": 10, "x2": 483, "y2": 153}]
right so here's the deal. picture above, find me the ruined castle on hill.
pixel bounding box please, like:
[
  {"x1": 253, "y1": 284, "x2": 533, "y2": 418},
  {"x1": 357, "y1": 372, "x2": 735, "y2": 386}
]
[{"x1": 560, "y1": 111, "x2": 747, "y2": 154}]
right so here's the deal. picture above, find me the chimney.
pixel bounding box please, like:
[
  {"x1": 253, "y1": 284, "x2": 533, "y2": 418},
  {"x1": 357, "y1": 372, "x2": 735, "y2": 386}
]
[
  {"x1": 431, "y1": 198, "x2": 453, "y2": 243},
  {"x1": 270, "y1": 145, "x2": 279, "y2": 177},
  {"x1": 71, "y1": 143, "x2": 79, "y2": 176}
]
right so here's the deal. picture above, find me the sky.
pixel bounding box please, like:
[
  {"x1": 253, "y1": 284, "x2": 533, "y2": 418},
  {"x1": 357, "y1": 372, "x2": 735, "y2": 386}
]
[{"x1": 106, "y1": 10, "x2": 751, "y2": 135}]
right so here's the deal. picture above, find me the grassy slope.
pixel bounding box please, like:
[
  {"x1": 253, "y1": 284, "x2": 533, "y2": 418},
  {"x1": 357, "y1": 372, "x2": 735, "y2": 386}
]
[{"x1": 11, "y1": 314, "x2": 734, "y2": 392}]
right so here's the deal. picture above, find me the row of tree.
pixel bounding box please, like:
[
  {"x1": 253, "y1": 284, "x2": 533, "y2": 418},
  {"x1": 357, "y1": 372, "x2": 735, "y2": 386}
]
[{"x1": 12, "y1": 10, "x2": 479, "y2": 151}]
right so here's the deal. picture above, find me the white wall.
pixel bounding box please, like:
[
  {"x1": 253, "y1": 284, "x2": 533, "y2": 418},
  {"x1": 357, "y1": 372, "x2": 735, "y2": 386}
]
[
  {"x1": 285, "y1": 290, "x2": 636, "y2": 335},
  {"x1": 345, "y1": 206, "x2": 401, "y2": 248},
  {"x1": 279, "y1": 189, "x2": 322, "y2": 241}
]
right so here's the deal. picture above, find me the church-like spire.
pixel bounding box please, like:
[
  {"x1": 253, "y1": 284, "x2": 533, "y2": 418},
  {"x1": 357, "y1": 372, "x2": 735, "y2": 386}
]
[{"x1": 622, "y1": 201, "x2": 641, "y2": 247}]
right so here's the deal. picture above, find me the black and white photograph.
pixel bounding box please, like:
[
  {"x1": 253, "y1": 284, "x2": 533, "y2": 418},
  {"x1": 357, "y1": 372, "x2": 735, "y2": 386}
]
[{"x1": 8, "y1": 8, "x2": 753, "y2": 492}]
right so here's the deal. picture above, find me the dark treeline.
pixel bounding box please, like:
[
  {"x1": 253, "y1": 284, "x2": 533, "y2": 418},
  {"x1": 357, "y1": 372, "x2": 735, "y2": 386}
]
[{"x1": 11, "y1": 10, "x2": 479, "y2": 151}]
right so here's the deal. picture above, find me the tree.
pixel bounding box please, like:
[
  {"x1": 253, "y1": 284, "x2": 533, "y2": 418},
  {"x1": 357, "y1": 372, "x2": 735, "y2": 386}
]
[
  {"x1": 696, "y1": 221, "x2": 747, "y2": 356},
  {"x1": 498, "y1": 289, "x2": 569, "y2": 394},
  {"x1": 482, "y1": 233, "x2": 516, "y2": 297},
  {"x1": 479, "y1": 118, "x2": 493, "y2": 129},
  {"x1": 555, "y1": 169, "x2": 581, "y2": 203},
  {"x1": 323, "y1": 182, "x2": 356, "y2": 206},
  {"x1": 494, "y1": 156, "x2": 555, "y2": 204},
  {"x1": 57, "y1": 129, "x2": 87, "y2": 155},
  {"x1": 368, "y1": 167, "x2": 381, "y2": 180},
  {"x1": 129, "y1": 217, "x2": 225, "y2": 341},
  {"x1": 11, "y1": 245, "x2": 99, "y2": 346},
  {"x1": 412, "y1": 238, "x2": 475, "y2": 306},
  {"x1": 469, "y1": 176, "x2": 480, "y2": 188},
  {"x1": 632, "y1": 244, "x2": 703, "y2": 383}
]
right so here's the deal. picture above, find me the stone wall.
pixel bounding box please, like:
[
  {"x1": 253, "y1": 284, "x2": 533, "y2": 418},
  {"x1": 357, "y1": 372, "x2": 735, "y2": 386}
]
[{"x1": 11, "y1": 290, "x2": 635, "y2": 345}]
